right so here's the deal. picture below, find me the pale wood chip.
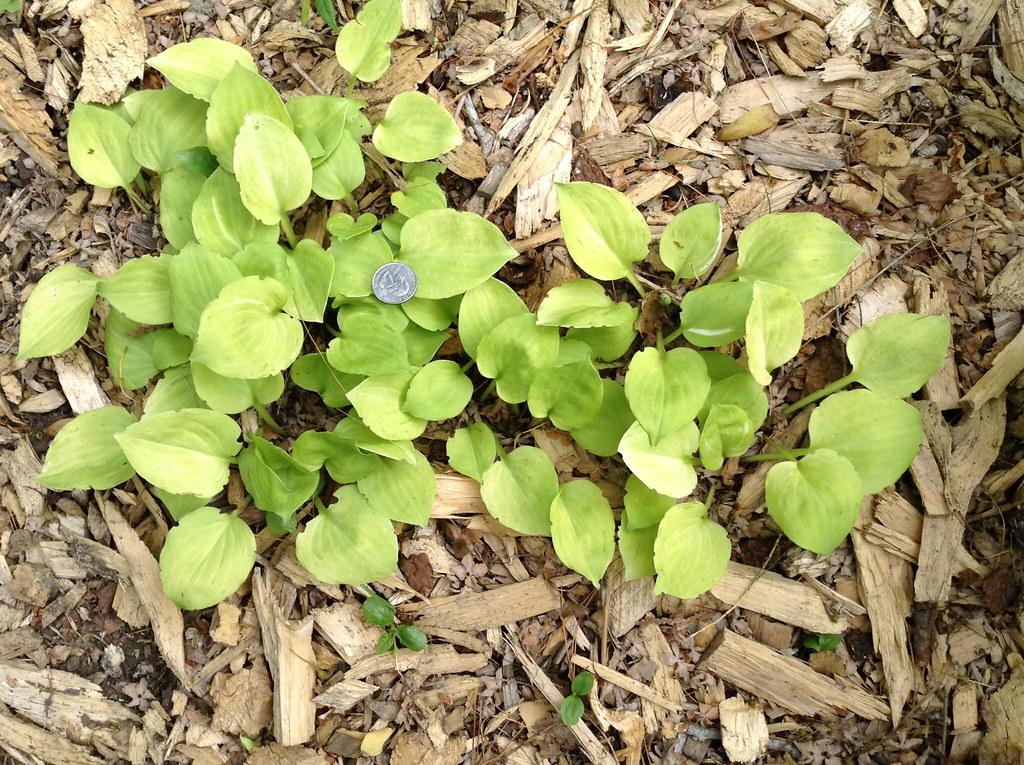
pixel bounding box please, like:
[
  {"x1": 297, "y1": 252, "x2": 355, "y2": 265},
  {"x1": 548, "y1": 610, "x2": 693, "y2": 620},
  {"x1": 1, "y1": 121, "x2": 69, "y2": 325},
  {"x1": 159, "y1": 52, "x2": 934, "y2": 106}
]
[
  {"x1": 961, "y1": 328, "x2": 1024, "y2": 412},
  {"x1": 1, "y1": 440, "x2": 45, "y2": 528},
  {"x1": 570, "y1": 656, "x2": 688, "y2": 712},
  {"x1": 580, "y1": 0, "x2": 609, "y2": 131},
  {"x1": 824, "y1": 0, "x2": 875, "y2": 52},
  {"x1": 1000, "y1": 0, "x2": 1024, "y2": 77},
  {"x1": 953, "y1": 684, "x2": 979, "y2": 732},
  {"x1": 719, "y1": 697, "x2": 769, "y2": 763},
  {"x1": 344, "y1": 644, "x2": 490, "y2": 681},
  {"x1": 987, "y1": 250, "x2": 1024, "y2": 310},
  {"x1": 314, "y1": 678, "x2": 379, "y2": 713},
  {"x1": 605, "y1": 556, "x2": 654, "y2": 638},
  {"x1": 398, "y1": 577, "x2": 560, "y2": 630},
  {"x1": 314, "y1": 602, "x2": 385, "y2": 665},
  {"x1": 610, "y1": 0, "x2": 652, "y2": 36},
  {"x1": 69, "y1": 0, "x2": 146, "y2": 104},
  {"x1": 18, "y1": 388, "x2": 67, "y2": 414},
  {"x1": 719, "y1": 73, "x2": 833, "y2": 122},
  {"x1": 646, "y1": 91, "x2": 718, "y2": 147},
  {"x1": 515, "y1": 120, "x2": 572, "y2": 238},
  {"x1": 12, "y1": 29, "x2": 43, "y2": 82},
  {"x1": 0, "y1": 64, "x2": 68, "y2": 180},
  {"x1": 913, "y1": 278, "x2": 960, "y2": 409},
  {"x1": 211, "y1": 661, "x2": 274, "y2": 738},
  {"x1": 979, "y1": 662, "x2": 1024, "y2": 765},
  {"x1": 947, "y1": 0, "x2": 1003, "y2": 50},
  {"x1": 775, "y1": 0, "x2": 836, "y2": 23},
  {"x1": 0, "y1": 709, "x2": 105, "y2": 765},
  {"x1": 893, "y1": 0, "x2": 927, "y2": 36},
  {"x1": 401, "y1": 0, "x2": 432, "y2": 30}
]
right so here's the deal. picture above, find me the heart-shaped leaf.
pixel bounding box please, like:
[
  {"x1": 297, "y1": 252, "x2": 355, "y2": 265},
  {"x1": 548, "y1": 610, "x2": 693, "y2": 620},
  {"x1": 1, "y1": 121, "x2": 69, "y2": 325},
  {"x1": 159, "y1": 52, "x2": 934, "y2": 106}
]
[
  {"x1": 292, "y1": 431, "x2": 381, "y2": 484},
  {"x1": 570, "y1": 379, "x2": 634, "y2": 457},
  {"x1": 18, "y1": 264, "x2": 99, "y2": 359},
  {"x1": 357, "y1": 449, "x2": 436, "y2": 525},
  {"x1": 698, "y1": 403, "x2": 754, "y2": 471},
  {"x1": 555, "y1": 182, "x2": 650, "y2": 283},
  {"x1": 191, "y1": 362, "x2": 284, "y2": 414},
  {"x1": 550, "y1": 479, "x2": 615, "y2": 587},
  {"x1": 234, "y1": 115, "x2": 312, "y2": 226},
  {"x1": 191, "y1": 169, "x2": 279, "y2": 257},
  {"x1": 744, "y1": 282, "x2": 803, "y2": 385},
  {"x1": 36, "y1": 406, "x2": 137, "y2": 490},
  {"x1": 567, "y1": 319, "x2": 637, "y2": 362},
  {"x1": 660, "y1": 202, "x2": 722, "y2": 281},
  {"x1": 622, "y1": 474, "x2": 674, "y2": 530},
  {"x1": 347, "y1": 371, "x2": 427, "y2": 440},
  {"x1": 372, "y1": 91, "x2": 463, "y2": 163},
  {"x1": 167, "y1": 242, "x2": 244, "y2": 338},
  {"x1": 328, "y1": 230, "x2": 392, "y2": 298},
  {"x1": 145, "y1": 366, "x2": 205, "y2": 416},
  {"x1": 536, "y1": 279, "x2": 636, "y2": 328},
  {"x1": 67, "y1": 103, "x2": 139, "y2": 189},
  {"x1": 480, "y1": 446, "x2": 557, "y2": 535},
  {"x1": 618, "y1": 518, "x2": 657, "y2": 580},
  {"x1": 618, "y1": 420, "x2": 699, "y2": 499},
  {"x1": 159, "y1": 167, "x2": 205, "y2": 249},
  {"x1": 653, "y1": 502, "x2": 730, "y2": 598},
  {"x1": 624, "y1": 347, "x2": 710, "y2": 443},
  {"x1": 477, "y1": 313, "x2": 560, "y2": 404},
  {"x1": 286, "y1": 240, "x2": 334, "y2": 321},
  {"x1": 527, "y1": 341, "x2": 604, "y2": 431},
  {"x1": 147, "y1": 38, "x2": 257, "y2": 100},
  {"x1": 677, "y1": 281, "x2": 753, "y2": 348},
  {"x1": 105, "y1": 310, "x2": 193, "y2": 391},
  {"x1": 335, "y1": 0, "x2": 402, "y2": 83},
  {"x1": 206, "y1": 64, "x2": 291, "y2": 172},
  {"x1": 290, "y1": 353, "x2": 358, "y2": 408},
  {"x1": 128, "y1": 86, "x2": 208, "y2": 173},
  {"x1": 846, "y1": 313, "x2": 950, "y2": 397},
  {"x1": 446, "y1": 422, "x2": 497, "y2": 482},
  {"x1": 402, "y1": 360, "x2": 473, "y2": 421},
  {"x1": 458, "y1": 278, "x2": 528, "y2": 358},
  {"x1": 100, "y1": 255, "x2": 172, "y2": 326},
  {"x1": 238, "y1": 436, "x2": 319, "y2": 517}
]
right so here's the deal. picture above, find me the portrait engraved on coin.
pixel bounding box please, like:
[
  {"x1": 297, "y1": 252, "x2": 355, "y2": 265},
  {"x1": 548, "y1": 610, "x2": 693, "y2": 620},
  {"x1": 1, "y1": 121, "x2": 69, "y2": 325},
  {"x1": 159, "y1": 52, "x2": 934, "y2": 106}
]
[{"x1": 371, "y1": 262, "x2": 417, "y2": 304}]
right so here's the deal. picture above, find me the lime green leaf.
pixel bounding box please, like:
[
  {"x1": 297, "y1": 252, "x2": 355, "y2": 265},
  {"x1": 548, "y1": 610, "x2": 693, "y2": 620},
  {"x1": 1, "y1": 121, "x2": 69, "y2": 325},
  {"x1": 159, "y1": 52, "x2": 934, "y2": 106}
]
[
  {"x1": 402, "y1": 295, "x2": 461, "y2": 331},
  {"x1": 192, "y1": 277, "x2": 303, "y2": 379},
  {"x1": 285, "y1": 94, "x2": 364, "y2": 161},
  {"x1": 153, "y1": 487, "x2": 210, "y2": 521},
  {"x1": 618, "y1": 420, "x2": 698, "y2": 498},
  {"x1": 239, "y1": 436, "x2": 319, "y2": 517},
  {"x1": 328, "y1": 211, "x2": 378, "y2": 240},
  {"x1": 744, "y1": 282, "x2": 803, "y2": 386},
  {"x1": 175, "y1": 146, "x2": 218, "y2": 175},
  {"x1": 700, "y1": 351, "x2": 746, "y2": 381},
  {"x1": 292, "y1": 430, "x2": 380, "y2": 483},
  {"x1": 677, "y1": 281, "x2": 753, "y2": 348},
  {"x1": 847, "y1": 313, "x2": 951, "y2": 397},
  {"x1": 115, "y1": 408, "x2": 241, "y2": 497},
  {"x1": 357, "y1": 449, "x2": 436, "y2": 525},
  {"x1": 232, "y1": 241, "x2": 289, "y2": 284},
  {"x1": 396, "y1": 624, "x2": 427, "y2": 651},
  {"x1": 328, "y1": 231, "x2": 392, "y2": 298},
  {"x1": 396, "y1": 209, "x2": 515, "y2": 299},
  {"x1": 192, "y1": 169, "x2": 279, "y2": 256},
  {"x1": 348, "y1": 371, "x2": 427, "y2": 440},
  {"x1": 477, "y1": 313, "x2": 560, "y2": 404},
  {"x1": 403, "y1": 317, "x2": 446, "y2": 366},
  {"x1": 527, "y1": 341, "x2": 604, "y2": 431},
  {"x1": 570, "y1": 379, "x2": 634, "y2": 457},
  {"x1": 336, "y1": 417, "x2": 418, "y2": 463},
  {"x1": 402, "y1": 360, "x2": 473, "y2": 421},
  {"x1": 653, "y1": 502, "x2": 730, "y2": 598},
  {"x1": 698, "y1": 403, "x2": 754, "y2": 471},
  {"x1": 458, "y1": 278, "x2": 527, "y2": 358},
  {"x1": 99, "y1": 255, "x2": 172, "y2": 325},
  {"x1": 147, "y1": 38, "x2": 257, "y2": 101},
  {"x1": 326, "y1": 313, "x2": 409, "y2": 376},
  {"x1": 480, "y1": 446, "x2": 557, "y2": 535},
  {"x1": 372, "y1": 91, "x2": 463, "y2": 163},
  {"x1": 18, "y1": 264, "x2": 98, "y2": 359},
  {"x1": 765, "y1": 449, "x2": 863, "y2": 554},
  {"x1": 736, "y1": 212, "x2": 862, "y2": 301},
  {"x1": 660, "y1": 202, "x2": 722, "y2": 280},
  {"x1": 168, "y1": 243, "x2": 244, "y2": 338},
  {"x1": 622, "y1": 474, "x2": 673, "y2": 530},
  {"x1": 159, "y1": 507, "x2": 255, "y2": 609},
  {"x1": 335, "y1": 0, "x2": 402, "y2": 83},
  {"x1": 618, "y1": 518, "x2": 657, "y2": 580},
  {"x1": 446, "y1": 422, "x2": 497, "y2": 482},
  {"x1": 555, "y1": 182, "x2": 650, "y2": 282},
  {"x1": 536, "y1": 279, "x2": 636, "y2": 328},
  {"x1": 296, "y1": 486, "x2": 398, "y2": 584},
  {"x1": 67, "y1": 103, "x2": 139, "y2": 189},
  {"x1": 206, "y1": 64, "x2": 291, "y2": 172},
  {"x1": 128, "y1": 86, "x2": 208, "y2": 173},
  {"x1": 808, "y1": 389, "x2": 923, "y2": 494},
  {"x1": 701, "y1": 371, "x2": 768, "y2": 430},
  {"x1": 624, "y1": 347, "x2": 710, "y2": 443},
  {"x1": 144, "y1": 366, "x2": 204, "y2": 416},
  {"x1": 104, "y1": 310, "x2": 192, "y2": 391},
  {"x1": 36, "y1": 406, "x2": 136, "y2": 490},
  {"x1": 159, "y1": 167, "x2": 205, "y2": 249},
  {"x1": 291, "y1": 353, "x2": 358, "y2": 408},
  {"x1": 392, "y1": 162, "x2": 446, "y2": 218},
  {"x1": 191, "y1": 362, "x2": 284, "y2": 414},
  {"x1": 286, "y1": 240, "x2": 334, "y2": 321},
  {"x1": 312, "y1": 135, "x2": 365, "y2": 200},
  {"x1": 234, "y1": 115, "x2": 312, "y2": 226},
  {"x1": 550, "y1": 479, "x2": 615, "y2": 587},
  {"x1": 567, "y1": 318, "x2": 637, "y2": 362}
]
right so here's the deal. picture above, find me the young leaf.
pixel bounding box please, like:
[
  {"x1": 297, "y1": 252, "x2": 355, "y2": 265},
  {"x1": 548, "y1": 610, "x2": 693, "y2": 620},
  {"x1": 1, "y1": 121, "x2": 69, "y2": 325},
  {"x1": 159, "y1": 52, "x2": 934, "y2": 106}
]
[
  {"x1": 291, "y1": 431, "x2": 378, "y2": 484},
  {"x1": 624, "y1": 347, "x2": 710, "y2": 443},
  {"x1": 145, "y1": 365, "x2": 205, "y2": 416},
  {"x1": 167, "y1": 242, "x2": 244, "y2": 338},
  {"x1": 536, "y1": 279, "x2": 636, "y2": 328},
  {"x1": 336, "y1": 416, "x2": 418, "y2": 463},
  {"x1": 618, "y1": 519, "x2": 657, "y2": 580},
  {"x1": 555, "y1": 182, "x2": 650, "y2": 283},
  {"x1": 115, "y1": 408, "x2": 241, "y2": 497},
  {"x1": 677, "y1": 281, "x2": 753, "y2": 348},
  {"x1": 328, "y1": 231, "x2": 392, "y2": 298},
  {"x1": 560, "y1": 695, "x2": 584, "y2": 727},
  {"x1": 233, "y1": 241, "x2": 290, "y2": 284},
  {"x1": 147, "y1": 38, "x2": 257, "y2": 101},
  {"x1": 765, "y1": 449, "x2": 862, "y2": 555},
  {"x1": 402, "y1": 360, "x2": 473, "y2": 421},
  {"x1": 846, "y1": 313, "x2": 950, "y2": 397},
  {"x1": 191, "y1": 362, "x2": 284, "y2": 414},
  {"x1": 191, "y1": 169, "x2": 279, "y2": 257},
  {"x1": 527, "y1": 341, "x2": 604, "y2": 431},
  {"x1": 395, "y1": 624, "x2": 427, "y2": 651},
  {"x1": 402, "y1": 295, "x2": 461, "y2": 331},
  {"x1": 571, "y1": 671, "x2": 595, "y2": 697},
  {"x1": 622, "y1": 474, "x2": 674, "y2": 530},
  {"x1": 660, "y1": 202, "x2": 722, "y2": 280},
  {"x1": 566, "y1": 318, "x2": 637, "y2": 362},
  {"x1": 238, "y1": 437, "x2": 319, "y2": 518},
  {"x1": 104, "y1": 310, "x2": 193, "y2": 390},
  {"x1": 347, "y1": 371, "x2": 427, "y2": 440},
  {"x1": 335, "y1": 0, "x2": 402, "y2": 83},
  {"x1": 618, "y1": 421, "x2": 698, "y2": 499},
  {"x1": 736, "y1": 212, "x2": 862, "y2": 301},
  {"x1": 700, "y1": 371, "x2": 768, "y2": 430},
  {"x1": 362, "y1": 594, "x2": 395, "y2": 626},
  {"x1": 376, "y1": 632, "x2": 396, "y2": 653},
  {"x1": 700, "y1": 350, "x2": 746, "y2": 381},
  {"x1": 192, "y1": 277, "x2": 303, "y2": 379},
  {"x1": 234, "y1": 115, "x2": 313, "y2": 226},
  {"x1": 18, "y1": 264, "x2": 99, "y2": 359},
  {"x1": 476, "y1": 314, "x2": 560, "y2": 404},
  {"x1": 36, "y1": 406, "x2": 136, "y2": 490},
  {"x1": 744, "y1": 282, "x2": 803, "y2": 386},
  {"x1": 159, "y1": 167, "x2": 205, "y2": 249},
  {"x1": 67, "y1": 103, "x2": 139, "y2": 189},
  {"x1": 457, "y1": 278, "x2": 528, "y2": 359},
  {"x1": 808, "y1": 389, "x2": 923, "y2": 494},
  {"x1": 479, "y1": 446, "x2": 557, "y2": 535},
  {"x1": 372, "y1": 91, "x2": 463, "y2": 163},
  {"x1": 154, "y1": 487, "x2": 210, "y2": 521},
  {"x1": 285, "y1": 94, "x2": 362, "y2": 161},
  {"x1": 290, "y1": 353, "x2": 357, "y2": 408},
  {"x1": 286, "y1": 240, "x2": 335, "y2": 321},
  {"x1": 550, "y1": 479, "x2": 615, "y2": 587},
  {"x1": 99, "y1": 255, "x2": 172, "y2": 325},
  {"x1": 296, "y1": 486, "x2": 399, "y2": 585},
  {"x1": 570, "y1": 379, "x2": 634, "y2": 457},
  {"x1": 396, "y1": 209, "x2": 515, "y2": 299},
  {"x1": 128, "y1": 86, "x2": 208, "y2": 173},
  {"x1": 653, "y1": 502, "x2": 731, "y2": 598},
  {"x1": 446, "y1": 422, "x2": 497, "y2": 482},
  {"x1": 392, "y1": 162, "x2": 446, "y2": 218},
  {"x1": 698, "y1": 404, "x2": 754, "y2": 471},
  {"x1": 356, "y1": 449, "x2": 436, "y2": 525},
  {"x1": 206, "y1": 64, "x2": 291, "y2": 172},
  {"x1": 159, "y1": 507, "x2": 256, "y2": 610},
  {"x1": 312, "y1": 134, "x2": 365, "y2": 200}
]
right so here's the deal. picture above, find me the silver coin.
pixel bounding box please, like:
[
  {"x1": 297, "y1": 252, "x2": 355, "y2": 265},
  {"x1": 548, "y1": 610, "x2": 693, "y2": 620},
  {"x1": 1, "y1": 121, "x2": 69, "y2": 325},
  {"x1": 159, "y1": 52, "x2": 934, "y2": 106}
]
[{"x1": 371, "y1": 262, "x2": 418, "y2": 304}]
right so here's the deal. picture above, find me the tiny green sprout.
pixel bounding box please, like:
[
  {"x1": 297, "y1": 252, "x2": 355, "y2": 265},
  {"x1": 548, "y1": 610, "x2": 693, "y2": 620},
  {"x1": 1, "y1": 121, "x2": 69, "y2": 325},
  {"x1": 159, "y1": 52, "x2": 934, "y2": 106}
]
[
  {"x1": 0, "y1": 0, "x2": 22, "y2": 13},
  {"x1": 239, "y1": 735, "x2": 258, "y2": 752},
  {"x1": 363, "y1": 594, "x2": 395, "y2": 627},
  {"x1": 375, "y1": 632, "x2": 396, "y2": 653},
  {"x1": 396, "y1": 624, "x2": 428, "y2": 651},
  {"x1": 803, "y1": 634, "x2": 842, "y2": 652},
  {"x1": 364, "y1": 594, "x2": 427, "y2": 654},
  {"x1": 560, "y1": 672, "x2": 594, "y2": 726},
  {"x1": 571, "y1": 670, "x2": 595, "y2": 697}
]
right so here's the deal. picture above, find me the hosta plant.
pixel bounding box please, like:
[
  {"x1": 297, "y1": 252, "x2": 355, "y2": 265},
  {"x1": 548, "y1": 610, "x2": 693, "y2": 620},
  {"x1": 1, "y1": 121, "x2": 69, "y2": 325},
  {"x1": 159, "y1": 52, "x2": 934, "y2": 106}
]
[{"x1": 20, "y1": 0, "x2": 950, "y2": 611}]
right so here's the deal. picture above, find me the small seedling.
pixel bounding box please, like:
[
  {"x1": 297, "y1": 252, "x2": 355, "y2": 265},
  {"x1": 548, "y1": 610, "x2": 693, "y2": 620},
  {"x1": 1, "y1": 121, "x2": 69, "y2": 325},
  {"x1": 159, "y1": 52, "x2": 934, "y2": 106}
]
[
  {"x1": 560, "y1": 671, "x2": 594, "y2": 726},
  {"x1": 363, "y1": 594, "x2": 427, "y2": 653},
  {"x1": 803, "y1": 633, "x2": 842, "y2": 652},
  {"x1": 0, "y1": 0, "x2": 21, "y2": 13}
]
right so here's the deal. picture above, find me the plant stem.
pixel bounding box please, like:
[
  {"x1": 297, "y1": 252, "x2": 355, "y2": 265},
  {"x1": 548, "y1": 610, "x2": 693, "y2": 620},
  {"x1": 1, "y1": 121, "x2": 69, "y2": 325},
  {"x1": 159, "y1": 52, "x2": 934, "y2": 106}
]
[
  {"x1": 482, "y1": 379, "x2": 497, "y2": 399},
  {"x1": 625, "y1": 270, "x2": 646, "y2": 297},
  {"x1": 662, "y1": 326, "x2": 686, "y2": 345},
  {"x1": 123, "y1": 184, "x2": 151, "y2": 214},
  {"x1": 656, "y1": 332, "x2": 665, "y2": 353},
  {"x1": 461, "y1": 359, "x2": 476, "y2": 374},
  {"x1": 344, "y1": 74, "x2": 357, "y2": 97},
  {"x1": 741, "y1": 447, "x2": 813, "y2": 463},
  {"x1": 254, "y1": 403, "x2": 285, "y2": 435},
  {"x1": 280, "y1": 215, "x2": 299, "y2": 248},
  {"x1": 782, "y1": 373, "x2": 856, "y2": 415},
  {"x1": 300, "y1": 0, "x2": 310, "y2": 23}
]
